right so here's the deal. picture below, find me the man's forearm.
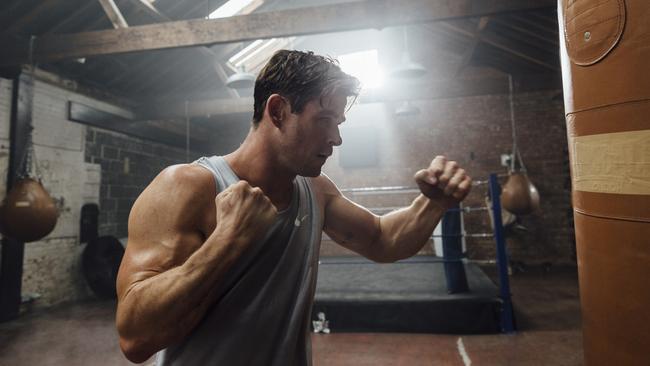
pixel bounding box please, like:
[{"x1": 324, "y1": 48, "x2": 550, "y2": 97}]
[
  {"x1": 117, "y1": 231, "x2": 242, "y2": 362},
  {"x1": 375, "y1": 194, "x2": 446, "y2": 262}
]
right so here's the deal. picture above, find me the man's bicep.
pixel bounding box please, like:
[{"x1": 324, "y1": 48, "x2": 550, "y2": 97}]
[
  {"x1": 117, "y1": 207, "x2": 203, "y2": 300},
  {"x1": 116, "y1": 166, "x2": 209, "y2": 299}
]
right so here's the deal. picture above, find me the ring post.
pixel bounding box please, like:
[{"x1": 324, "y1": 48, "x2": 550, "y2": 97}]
[{"x1": 488, "y1": 173, "x2": 516, "y2": 333}]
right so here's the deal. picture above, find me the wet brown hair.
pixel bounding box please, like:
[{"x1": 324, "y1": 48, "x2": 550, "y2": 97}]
[{"x1": 252, "y1": 50, "x2": 360, "y2": 125}]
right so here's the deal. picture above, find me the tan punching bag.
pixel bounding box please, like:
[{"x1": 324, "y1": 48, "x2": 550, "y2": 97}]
[
  {"x1": 558, "y1": 1, "x2": 650, "y2": 365},
  {"x1": 501, "y1": 172, "x2": 541, "y2": 215},
  {"x1": 0, "y1": 178, "x2": 58, "y2": 242}
]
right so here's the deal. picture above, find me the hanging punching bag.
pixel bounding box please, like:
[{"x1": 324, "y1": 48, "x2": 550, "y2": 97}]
[
  {"x1": 501, "y1": 173, "x2": 540, "y2": 215},
  {"x1": 558, "y1": 1, "x2": 650, "y2": 365},
  {"x1": 0, "y1": 178, "x2": 58, "y2": 242}
]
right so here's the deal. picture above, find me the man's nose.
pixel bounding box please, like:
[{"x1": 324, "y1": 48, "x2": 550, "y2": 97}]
[{"x1": 329, "y1": 126, "x2": 343, "y2": 146}]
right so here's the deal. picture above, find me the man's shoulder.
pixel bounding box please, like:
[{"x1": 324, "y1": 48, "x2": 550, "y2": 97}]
[
  {"x1": 309, "y1": 173, "x2": 342, "y2": 205},
  {"x1": 310, "y1": 173, "x2": 335, "y2": 191},
  {"x1": 137, "y1": 163, "x2": 216, "y2": 213},
  {"x1": 129, "y1": 163, "x2": 216, "y2": 235},
  {"x1": 156, "y1": 163, "x2": 215, "y2": 193}
]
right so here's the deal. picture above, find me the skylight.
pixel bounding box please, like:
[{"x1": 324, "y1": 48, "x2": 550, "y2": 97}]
[
  {"x1": 229, "y1": 39, "x2": 265, "y2": 66},
  {"x1": 208, "y1": 0, "x2": 255, "y2": 19},
  {"x1": 227, "y1": 38, "x2": 295, "y2": 73},
  {"x1": 338, "y1": 49, "x2": 384, "y2": 89}
]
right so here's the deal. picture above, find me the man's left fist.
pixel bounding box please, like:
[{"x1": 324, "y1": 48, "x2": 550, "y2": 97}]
[{"x1": 414, "y1": 155, "x2": 472, "y2": 209}]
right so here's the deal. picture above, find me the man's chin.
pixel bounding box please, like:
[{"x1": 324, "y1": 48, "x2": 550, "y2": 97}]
[
  {"x1": 299, "y1": 164, "x2": 323, "y2": 177},
  {"x1": 301, "y1": 169, "x2": 322, "y2": 178}
]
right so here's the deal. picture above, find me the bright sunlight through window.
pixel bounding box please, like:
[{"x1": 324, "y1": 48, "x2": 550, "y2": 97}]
[
  {"x1": 338, "y1": 49, "x2": 384, "y2": 90},
  {"x1": 208, "y1": 0, "x2": 254, "y2": 19}
]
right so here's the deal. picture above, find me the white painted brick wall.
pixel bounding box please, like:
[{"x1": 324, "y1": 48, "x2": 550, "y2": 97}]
[
  {"x1": 83, "y1": 162, "x2": 101, "y2": 204},
  {"x1": 0, "y1": 78, "x2": 11, "y2": 268},
  {"x1": 0, "y1": 75, "x2": 123, "y2": 307},
  {"x1": 0, "y1": 78, "x2": 12, "y2": 200}
]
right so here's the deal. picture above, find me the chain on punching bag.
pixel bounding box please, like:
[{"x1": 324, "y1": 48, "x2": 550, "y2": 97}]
[
  {"x1": 0, "y1": 68, "x2": 58, "y2": 243},
  {"x1": 500, "y1": 75, "x2": 541, "y2": 216},
  {"x1": 558, "y1": 1, "x2": 650, "y2": 365}
]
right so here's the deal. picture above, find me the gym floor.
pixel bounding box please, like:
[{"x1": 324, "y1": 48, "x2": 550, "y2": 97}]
[{"x1": 0, "y1": 265, "x2": 582, "y2": 366}]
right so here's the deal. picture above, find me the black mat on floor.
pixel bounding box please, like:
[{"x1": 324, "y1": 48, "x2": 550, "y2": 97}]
[{"x1": 312, "y1": 256, "x2": 502, "y2": 334}]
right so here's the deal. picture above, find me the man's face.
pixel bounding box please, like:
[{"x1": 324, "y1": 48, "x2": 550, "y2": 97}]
[{"x1": 280, "y1": 93, "x2": 347, "y2": 177}]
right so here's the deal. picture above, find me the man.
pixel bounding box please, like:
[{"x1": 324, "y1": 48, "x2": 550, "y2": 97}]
[{"x1": 116, "y1": 50, "x2": 471, "y2": 365}]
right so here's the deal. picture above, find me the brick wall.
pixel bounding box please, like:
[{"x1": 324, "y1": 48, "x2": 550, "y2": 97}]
[
  {"x1": 84, "y1": 128, "x2": 207, "y2": 239},
  {"x1": 321, "y1": 90, "x2": 574, "y2": 264}
]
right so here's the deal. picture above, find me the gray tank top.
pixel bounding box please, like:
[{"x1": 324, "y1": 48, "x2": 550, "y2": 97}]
[{"x1": 156, "y1": 156, "x2": 322, "y2": 366}]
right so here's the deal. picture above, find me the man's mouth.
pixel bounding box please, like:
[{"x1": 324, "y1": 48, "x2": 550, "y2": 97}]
[{"x1": 317, "y1": 153, "x2": 330, "y2": 158}]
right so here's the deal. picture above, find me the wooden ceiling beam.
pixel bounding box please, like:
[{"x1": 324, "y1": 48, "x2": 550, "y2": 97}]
[
  {"x1": 138, "y1": 73, "x2": 561, "y2": 119},
  {"x1": 0, "y1": 0, "x2": 555, "y2": 66},
  {"x1": 454, "y1": 16, "x2": 489, "y2": 76},
  {"x1": 507, "y1": 13, "x2": 558, "y2": 36},
  {"x1": 117, "y1": 0, "x2": 261, "y2": 98},
  {"x1": 44, "y1": 1, "x2": 98, "y2": 34},
  {"x1": 97, "y1": 0, "x2": 129, "y2": 29},
  {"x1": 102, "y1": 0, "x2": 212, "y2": 87},
  {"x1": 5, "y1": 0, "x2": 65, "y2": 33},
  {"x1": 440, "y1": 19, "x2": 558, "y2": 71},
  {"x1": 124, "y1": 0, "x2": 164, "y2": 18},
  {"x1": 490, "y1": 16, "x2": 558, "y2": 47}
]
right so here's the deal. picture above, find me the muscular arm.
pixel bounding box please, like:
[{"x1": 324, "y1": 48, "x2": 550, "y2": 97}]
[
  {"x1": 318, "y1": 178, "x2": 445, "y2": 263},
  {"x1": 115, "y1": 165, "x2": 276, "y2": 363},
  {"x1": 318, "y1": 156, "x2": 471, "y2": 263}
]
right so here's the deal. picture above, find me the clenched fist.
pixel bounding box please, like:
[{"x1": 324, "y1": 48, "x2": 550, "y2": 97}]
[
  {"x1": 214, "y1": 180, "x2": 278, "y2": 247},
  {"x1": 414, "y1": 156, "x2": 472, "y2": 209}
]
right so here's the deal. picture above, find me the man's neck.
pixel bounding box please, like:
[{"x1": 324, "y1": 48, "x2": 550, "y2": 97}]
[{"x1": 224, "y1": 130, "x2": 295, "y2": 210}]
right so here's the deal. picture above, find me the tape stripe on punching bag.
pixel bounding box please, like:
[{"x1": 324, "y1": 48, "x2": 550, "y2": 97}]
[{"x1": 559, "y1": 1, "x2": 650, "y2": 365}]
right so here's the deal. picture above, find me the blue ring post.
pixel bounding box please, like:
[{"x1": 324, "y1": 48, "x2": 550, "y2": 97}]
[{"x1": 488, "y1": 173, "x2": 516, "y2": 333}]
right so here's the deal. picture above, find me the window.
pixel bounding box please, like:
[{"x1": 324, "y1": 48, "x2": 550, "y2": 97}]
[
  {"x1": 207, "y1": 0, "x2": 255, "y2": 19},
  {"x1": 338, "y1": 49, "x2": 384, "y2": 89}
]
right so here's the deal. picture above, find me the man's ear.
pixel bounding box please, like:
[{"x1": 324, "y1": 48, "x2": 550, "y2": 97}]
[{"x1": 266, "y1": 94, "x2": 287, "y2": 128}]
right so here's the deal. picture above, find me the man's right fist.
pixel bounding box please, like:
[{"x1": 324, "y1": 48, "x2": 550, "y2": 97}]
[{"x1": 214, "y1": 181, "x2": 278, "y2": 247}]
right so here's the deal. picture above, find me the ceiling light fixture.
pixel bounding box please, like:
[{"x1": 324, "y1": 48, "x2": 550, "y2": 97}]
[{"x1": 390, "y1": 26, "x2": 427, "y2": 80}]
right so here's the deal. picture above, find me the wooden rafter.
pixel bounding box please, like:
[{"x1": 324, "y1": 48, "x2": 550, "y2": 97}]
[
  {"x1": 490, "y1": 16, "x2": 558, "y2": 47},
  {"x1": 117, "y1": 0, "x2": 267, "y2": 98},
  {"x1": 101, "y1": 1, "x2": 211, "y2": 87},
  {"x1": 454, "y1": 16, "x2": 489, "y2": 76},
  {"x1": 124, "y1": 0, "x2": 164, "y2": 18},
  {"x1": 440, "y1": 19, "x2": 558, "y2": 71},
  {"x1": 138, "y1": 73, "x2": 561, "y2": 119},
  {"x1": 97, "y1": 0, "x2": 128, "y2": 29},
  {"x1": 5, "y1": 0, "x2": 63, "y2": 33},
  {"x1": 45, "y1": 1, "x2": 97, "y2": 34},
  {"x1": 0, "y1": 0, "x2": 555, "y2": 67}
]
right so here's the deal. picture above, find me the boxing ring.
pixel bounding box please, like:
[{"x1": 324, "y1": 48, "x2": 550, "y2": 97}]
[{"x1": 312, "y1": 174, "x2": 515, "y2": 334}]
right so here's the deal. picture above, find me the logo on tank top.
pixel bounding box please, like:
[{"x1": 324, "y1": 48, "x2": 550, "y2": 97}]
[{"x1": 294, "y1": 214, "x2": 309, "y2": 227}]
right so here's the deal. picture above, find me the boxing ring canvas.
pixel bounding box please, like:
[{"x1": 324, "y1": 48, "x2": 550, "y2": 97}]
[{"x1": 312, "y1": 256, "x2": 501, "y2": 334}]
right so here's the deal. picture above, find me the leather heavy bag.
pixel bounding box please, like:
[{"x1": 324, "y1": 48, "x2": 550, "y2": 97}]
[
  {"x1": 500, "y1": 173, "x2": 540, "y2": 215},
  {"x1": 0, "y1": 178, "x2": 58, "y2": 242},
  {"x1": 82, "y1": 235, "x2": 124, "y2": 299},
  {"x1": 559, "y1": 1, "x2": 650, "y2": 365}
]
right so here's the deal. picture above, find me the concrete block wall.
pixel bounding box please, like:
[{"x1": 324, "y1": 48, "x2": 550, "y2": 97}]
[{"x1": 84, "y1": 128, "x2": 207, "y2": 239}]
